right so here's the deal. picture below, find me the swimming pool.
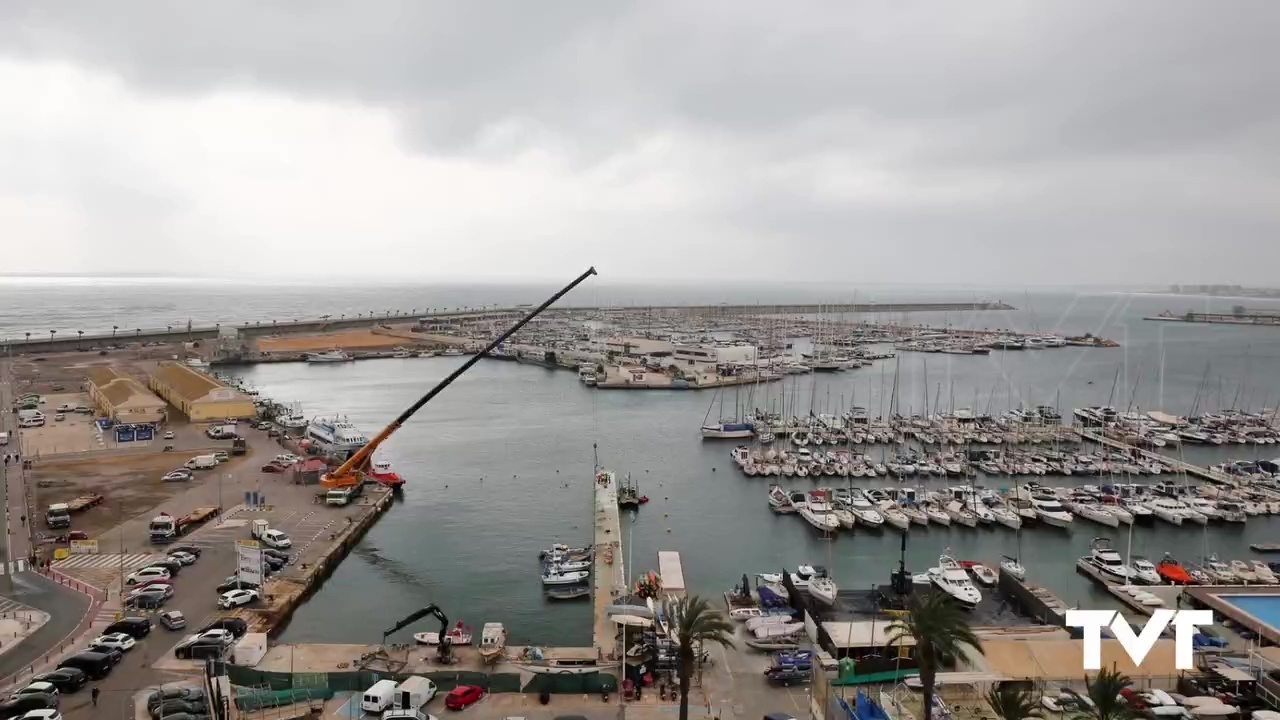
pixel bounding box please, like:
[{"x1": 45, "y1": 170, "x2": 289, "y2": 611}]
[{"x1": 1219, "y1": 594, "x2": 1280, "y2": 631}]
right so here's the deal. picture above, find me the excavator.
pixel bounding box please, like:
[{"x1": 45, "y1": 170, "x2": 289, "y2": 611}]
[
  {"x1": 384, "y1": 604, "x2": 454, "y2": 663},
  {"x1": 320, "y1": 266, "x2": 597, "y2": 489}
]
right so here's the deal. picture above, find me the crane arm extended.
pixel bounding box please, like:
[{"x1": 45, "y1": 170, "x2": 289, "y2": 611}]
[
  {"x1": 323, "y1": 266, "x2": 598, "y2": 485},
  {"x1": 382, "y1": 603, "x2": 448, "y2": 644}
]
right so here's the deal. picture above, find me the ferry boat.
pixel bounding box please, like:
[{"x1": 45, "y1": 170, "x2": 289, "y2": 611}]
[
  {"x1": 306, "y1": 417, "x2": 369, "y2": 455},
  {"x1": 305, "y1": 349, "x2": 354, "y2": 363}
]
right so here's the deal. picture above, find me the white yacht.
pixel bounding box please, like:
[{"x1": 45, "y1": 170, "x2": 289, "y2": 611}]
[
  {"x1": 1148, "y1": 498, "x2": 1191, "y2": 526},
  {"x1": 1131, "y1": 557, "x2": 1161, "y2": 585},
  {"x1": 1000, "y1": 556, "x2": 1026, "y2": 580},
  {"x1": 881, "y1": 506, "x2": 911, "y2": 532},
  {"x1": 1084, "y1": 537, "x2": 1133, "y2": 582},
  {"x1": 1071, "y1": 498, "x2": 1120, "y2": 527},
  {"x1": 799, "y1": 492, "x2": 841, "y2": 532},
  {"x1": 1030, "y1": 494, "x2": 1074, "y2": 528},
  {"x1": 808, "y1": 576, "x2": 838, "y2": 605},
  {"x1": 929, "y1": 556, "x2": 982, "y2": 608},
  {"x1": 305, "y1": 349, "x2": 353, "y2": 363},
  {"x1": 306, "y1": 417, "x2": 370, "y2": 455},
  {"x1": 845, "y1": 489, "x2": 885, "y2": 528},
  {"x1": 1187, "y1": 498, "x2": 1223, "y2": 521}
]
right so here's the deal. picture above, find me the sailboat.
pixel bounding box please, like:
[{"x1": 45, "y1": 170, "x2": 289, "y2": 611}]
[{"x1": 700, "y1": 386, "x2": 755, "y2": 439}]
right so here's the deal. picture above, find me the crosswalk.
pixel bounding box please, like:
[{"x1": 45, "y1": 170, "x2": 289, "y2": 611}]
[
  {"x1": 0, "y1": 560, "x2": 28, "y2": 576},
  {"x1": 52, "y1": 553, "x2": 164, "y2": 571},
  {"x1": 0, "y1": 597, "x2": 31, "y2": 616}
]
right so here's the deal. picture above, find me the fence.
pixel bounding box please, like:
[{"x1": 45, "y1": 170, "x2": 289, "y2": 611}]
[{"x1": 225, "y1": 665, "x2": 543, "y2": 694}]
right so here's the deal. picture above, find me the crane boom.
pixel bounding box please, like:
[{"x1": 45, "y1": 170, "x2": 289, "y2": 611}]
[{"x1": 321, "y1": 266, "x2": 598, "y2": 487}]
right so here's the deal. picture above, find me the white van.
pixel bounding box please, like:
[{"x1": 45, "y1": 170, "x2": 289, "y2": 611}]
[
  {"x1": 18, "y1": 412, "x2": 45, "y2": 428},
  {"x1": 361, "y1": 679, "x2": 399, "y2": 713},
  {"x1": 185, "y1": 454, "x2": 218, "y2": 470},
  {"x1": 0, "y1": 431, "x2": 8, "y2": 445},
  {"x1": 392, "y1": 676, "x2": 437, "y2": 710}
]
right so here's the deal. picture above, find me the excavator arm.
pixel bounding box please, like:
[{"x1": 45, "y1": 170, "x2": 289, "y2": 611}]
[{"x1": 321, "y1": 266, "x2": 597, "y2": 487}]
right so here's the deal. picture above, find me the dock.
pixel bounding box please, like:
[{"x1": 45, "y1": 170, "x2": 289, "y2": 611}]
[
  {"x1": 592, "y1": 471, "x2": 625, "y2": 656},
  {"x1": 1079, "y1": 429, "x2": 1235, "y2": 485},
  {"x1": 1073, "y1": 557, "x2": 1184, "y2": 617},
  {"x1": 657, "y1": 550, "x2": 686, "y2": 598}
]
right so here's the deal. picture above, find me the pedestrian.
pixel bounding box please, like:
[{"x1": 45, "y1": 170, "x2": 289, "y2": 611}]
[
  {"x1": 19, "y1": 515, "x2": 24, "y2": 527},
  {"x1": 91, "y1": 687, "x2": 100, "y2": 707}
]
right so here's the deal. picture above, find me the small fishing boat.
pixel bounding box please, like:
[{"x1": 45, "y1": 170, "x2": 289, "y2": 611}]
[
  {"x1": 544, "y1": 559, "x2": 592, "y2": 573},
  {"x1": 512, "y1": 647, "x2": 618, "y2": 674},
  {"x1": 1131, "y1": 557, "x2": 1162, "y2": 585},
  {"x1": 542, "y1": 569, "x2": 591, "y2": 585},
  {"x1": 368, "y1": 459, "x2": 406, "y2": 489},
  {"x1": 969, "y1": 564, "x2": 998, "y2": 586},
  {"x1": 545, "y1": 585, "x2": 591, "y2": 600},
  {"x1": 478, "y1": 622, "x2": 506, "y2": 663},
  {"x1": 414, "y1": 620, "x2": 473, "y2": 646},
  {"x1": 539, "y1": 544, "x2": 591, "y2": 560},
  {"x1": 768, "y1": 485, "x2": 794, "y2": 513}
]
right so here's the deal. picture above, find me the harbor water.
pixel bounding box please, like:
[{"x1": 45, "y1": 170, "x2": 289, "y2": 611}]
[{"x1": 6, "y1": 278, "x2": 1280, "y2": 646}]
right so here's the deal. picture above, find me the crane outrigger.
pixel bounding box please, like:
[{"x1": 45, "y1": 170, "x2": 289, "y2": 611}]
[{"x1": 320, "y1": 266, "x2": 598, "y2": 488}]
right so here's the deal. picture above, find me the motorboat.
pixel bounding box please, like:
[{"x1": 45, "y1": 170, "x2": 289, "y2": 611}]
[
  {"x1": 1072, "y1": 499, "x2": 1120, "y2": 527},
  {"x1": 1251, "y1": 561, "x2": 1277, "y2": 583},
  {"x1": 808, "y1": 576, "x2": 838, "y2": 605},
  {"x1": 542, "y1": 569, "x2": 591, "y2": 585},
  {"x1": 990, "y1": 506, "x2": 1022, "y2": 530},
  {"x1": 415, "y1": 620, "x2": 473, "y2": 646},
  {"x1": 1188, "y1": 498, "x2": 1223, "y2": 521},
  {"x1": 1230, "y1": 560, "x2": 1257, "y2": 583},
  {"x1": 1130, "y1": 557, "x2": 1161, "y2": 585},
  {"x1": 545, "y1": 585, "x2": 591, "y2": 600},
  {"x1": 1030, "y1": 494, "x2": 1074, "y2": 528},
  {"x1": 1120, "y1": 498, "x2": 1155, "y2": 523},
  {"x1": 1203, "y1": 559, "x2": 1237, "y2": 584},
  {"x1": 1156, "y1": 554, "x2": 1192, "y2": 584},
  {"x1": 969, "y1": 564, "x2": 998, "y2": 586},
  {"x1": 544, "y1": 559, "x2": 592, "y2": 573},
  {"x1": 1084, "y1": 537, "x2": 1133, "y2": 582},
  {"x1": 845, "y1": 489, "x2": 884, "y2": 528},
  {"x1": 929, "y1": 556, "x2": 981, "y2": 608},
  {"x1": 768, "y1": 485, "x2": 794, "y2": 513},
  {"x1": 729, "y1": 607, "x2": 764, "y2": 620},
  {"x1": 881, "y1": 506, "x2": 911, "y2": 531},
  {"x1": 306, "y1": 416, "x2": 370, "y2": 456},
  {"x1": 539, "y1": 544, "x2": 591, "y2": 560},
  {"x1": 1000, "y1": 556, "x2": 1026, "y2": 581},
  {"x1": 1147, "y1": 498, "x2": 1191, "y2": 526},
  {"x1": 305, "y1": 349, "x2": 353, "y2": 363},
  {"x1": 799, "y1": 491, "x2": 841, "y2": 532}
]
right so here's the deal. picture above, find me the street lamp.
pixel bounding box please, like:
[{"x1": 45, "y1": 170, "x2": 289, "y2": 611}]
[
  {"x1": 77, "y1": 330, "x2": 83, "y2": 349},
  {"x1": 112, "y1": 325, "x2": 118, "y2": 338},
  {"x1": 49, "y1": 330, "x2": 56, "y2": 345}
]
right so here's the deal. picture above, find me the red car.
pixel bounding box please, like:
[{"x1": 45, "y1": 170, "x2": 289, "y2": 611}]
[
  {"x1": 444, "y1": 685, "x2": 485, "y2": 710},
  {"x1": 261, "y1": 463, "x2": 286, "y2": 473}
]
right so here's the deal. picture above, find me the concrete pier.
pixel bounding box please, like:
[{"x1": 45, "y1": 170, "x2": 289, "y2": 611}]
[
  {"x1": 1080, "y1": 429, "x2": 1235, "y2": 485},
  {"x1": 591, "y1": 470, "x2": 625, "y2": 656}
]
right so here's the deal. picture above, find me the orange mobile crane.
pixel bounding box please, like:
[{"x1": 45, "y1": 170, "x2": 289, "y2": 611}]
[{"x1": 320, "y1": 266, "x2": 597, "y2": 488}]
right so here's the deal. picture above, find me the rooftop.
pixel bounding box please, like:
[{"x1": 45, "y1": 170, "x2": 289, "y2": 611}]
[{"x1": 150, "y1": 362, "x2": 244, "y2": 403}]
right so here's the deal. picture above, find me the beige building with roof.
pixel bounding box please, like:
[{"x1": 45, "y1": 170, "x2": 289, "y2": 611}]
[
  {"x1": 148, "y1": 362, "x2": 256, "y2": 421},
  {"x1": 87, "y1": 367, "x2": 167, "y2": 423}
]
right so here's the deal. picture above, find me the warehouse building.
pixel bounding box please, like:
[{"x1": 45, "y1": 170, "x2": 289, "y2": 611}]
[
  {"x1": 87, "y1": 367, "x2": 167, "y2": 424},
  {"x1": 148, "y1": 362, "x2": 256, "y2": 421}
]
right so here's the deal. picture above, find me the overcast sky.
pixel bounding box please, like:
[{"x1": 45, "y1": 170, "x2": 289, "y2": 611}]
[{"x1": 2, "y1": 2, "x2": 1277, "y2": 284}]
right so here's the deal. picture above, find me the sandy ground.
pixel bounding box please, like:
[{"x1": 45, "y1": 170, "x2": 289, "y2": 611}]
[
  {"x1": 9, "y1": 343, "x2": 194, "y2": 396},
  {"x1": 255, "y1": 325, "x2": 437, "y2": 352}
]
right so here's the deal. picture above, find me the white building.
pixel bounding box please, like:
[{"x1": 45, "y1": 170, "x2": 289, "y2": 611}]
[{"x1": 672, "y1": 344, "x2": 757, "y2": 366}]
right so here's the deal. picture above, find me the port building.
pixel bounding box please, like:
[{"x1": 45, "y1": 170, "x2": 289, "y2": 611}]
[
  {"x1": 148, "y1": 362, "x2": 256, "y2": 421},
  {"x1": 87, "y1": 367, "x2": 167, "y2": 424}
]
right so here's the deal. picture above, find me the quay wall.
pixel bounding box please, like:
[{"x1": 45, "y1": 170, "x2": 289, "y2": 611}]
[
  {"x1": 238, "y1": 486, "x2": 395, "y2": 637},
  {"x1": 998, "y1": 568, "x2": 1068, "y2": 628}
]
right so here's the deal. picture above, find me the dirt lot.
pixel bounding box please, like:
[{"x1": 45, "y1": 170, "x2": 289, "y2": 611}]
[
  {"x1": 9, "y1": 342, "x2": 197, "y2": 396},
  {"x1": 31, "y1": 447, "x2": 256, "y2": 541},
  {"x1": 255, "y1": 327, "x2": 423, "y2": 352}
]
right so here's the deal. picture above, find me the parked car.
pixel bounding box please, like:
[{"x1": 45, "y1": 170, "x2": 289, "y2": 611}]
[
  {"x1": 83, "y1": 644, "x2": 123, "y2": 665},
  {"x1": 267, "y1": 428, "x2": 281, "y2": 437},
  {"x1": 0, "y1": 694, "x2": 57, "y2": 718},
  {"x1": 218, "y1": 589, "x2": 260, "y2": 609},
  {"x1": 199, "y1": 617, "x2": 248, "y2": 638},
  {"x1": 103, "y1": 617, "x2": 152, "y2": 639},
  {"x1": 444, "y1": 685, "x2": 485, "y2": 710},
  {"x1": 150, "y1": 558, "x2": 183, "y2": 576},
  {"x1": 146, "y1": 687, "x2": 206, "y2": 710},
  {"x1": 162, "y1": 470, "x2": 192, "y2": 482},
  {"x1": 168, "y1": 544, "x2": 202, "y2": 557},
  {"x1": 167, "y1": 551, "x2": 198, "y2": 566},
  {"x1": 31, "y1": 668, "x2": 85, "y2": 694},
  {"x1": 125, "y1": 592, "x2": 167, "y2": 610},
  {"x1": 215, "y1": 577, "x2": 259, "y2": 594},
  {"x1": 53, "y1": 413, "x2": 65, "y2": 422},
  {"x1": 212, "y1": 451, "x2": 229, "y2": 463},
  {"x1": 261, "y1": 463, "x2": 287, "y2": 473},
  {"x1": 125, "y1": 567, "x2": 170, "y2": 585},
  {"x1": 56, "y1": 652, "x2": 112, "y2": 680},
  {"x1": 261, "y1": 548, "x2": 290, "y2": 562},
  {"x1": 18, "y1": 707, "x2": 64, "y2": 720},
  {"x1": 90, "y1": 633, "x2": 136, "y2": 652},
  {"x1": 159, "y1": 611, "x2": 187, "y2": 631},
  {"x1": 273, "y1": 454, "x2": 299, "y2": 465},
  {"x1": 173, "y1": 636, "x2": 226, "y2": 660},
  {"x1": 15, "y1": 682, "x2": 59, "y2": 700},
  {"x1": 128, "y1": 583, "x2": 173, "y2": 601},
  {"x1": 151, "y1": 700, "x2": 206, "y2": 718},
  {"x1": 196, "y1": 629, "x2": 236, "y2": 646}
]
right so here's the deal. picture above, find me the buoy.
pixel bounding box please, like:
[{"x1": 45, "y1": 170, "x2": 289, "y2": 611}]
[{"x1": 667, "y1": 528, "x2": 672, "y2": 533}]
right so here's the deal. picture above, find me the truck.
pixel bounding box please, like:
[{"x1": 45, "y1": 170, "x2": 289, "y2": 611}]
[
  {"x1": 250, "y1": 519, "x2": 269, "y2": 540},
  {"x1": 185, "y1": 454, "x2": 218, "y2": 470},
  {"x1": 45, "y1": 494, "x2": 104, "y2": 528},
  {"x1": 206, "y1": 423, "x2": 237, "y2": 440},
  {"x1": 149, "y1": 507, "x2": 220, "y2": 543},
  {"x1": 325, "y1": 482, "x2": 363, "y2": 507},
  {"x1": 231, "y1": 437, "x2": 247, "y2": 456}
]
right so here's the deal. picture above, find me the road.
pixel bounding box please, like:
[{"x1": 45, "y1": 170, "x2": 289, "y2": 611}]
[{"x1": 1, "y1": 356, "x2": 34, "y2": 578}]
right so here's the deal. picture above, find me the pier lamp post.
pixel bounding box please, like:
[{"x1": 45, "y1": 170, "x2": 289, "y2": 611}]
[
  {"x1": 24, "y1": 332, "x2": 29, "y2": 345},
  {"x1": 112, "y1": 325, "x2": 118, "y2": 338},
  {"x1": 49, "y1": 330, "x2": 56, "y2": 346},
  {"x1": 135, "y1": 329, "x2": 140, "y2": 338},
  {"x1": 77, "y1": 330, "x2": 83, "y2": 349},
  {"x1": 166, "y1": 325, "x2": 172, "y2": 336}
]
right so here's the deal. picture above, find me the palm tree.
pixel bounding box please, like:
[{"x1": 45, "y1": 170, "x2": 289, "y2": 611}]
[
  {"x1": 665, "y1": 595, "x2": 735, "y2": 720},
  {"x1": 1079, "y1": 667, "x2": 1134, "y2": 720},
  {"x1": 885, "y1": 592, "x2": 981, "y2": 720},
  {"x1": 986, "y1": 684, "x2": 1041, "y2": 720}
]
